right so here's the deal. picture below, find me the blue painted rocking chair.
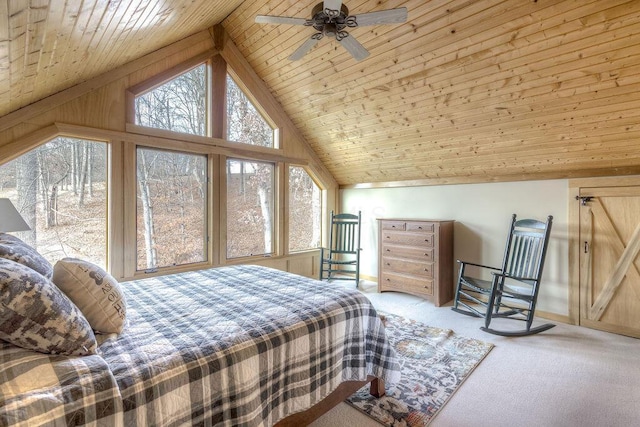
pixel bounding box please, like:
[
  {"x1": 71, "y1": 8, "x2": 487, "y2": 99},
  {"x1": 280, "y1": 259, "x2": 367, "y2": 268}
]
[
  {"x1": 452, "y1": 214, "x2": 555, "y2": 336},
  {"x1": 319, "y1": 211, "x2": 362, "y2": 287}
]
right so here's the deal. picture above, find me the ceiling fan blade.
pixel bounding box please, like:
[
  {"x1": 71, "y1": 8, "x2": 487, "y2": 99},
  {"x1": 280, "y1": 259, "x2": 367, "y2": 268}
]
[
  {"x1": 339, "y1": 34, "x2": 370, "y2": 61},
  {"x1": 323, "y1": 0, "x2": 343, "y2": 12},
  {"x1": 255, "y1": 15, "x2": 307, "y2": 26},
  {"x1": 289, "y1": 36, "x2": 320, "y2": 61},
  {"x1": 352, "y1": 7, "x2": 408, "y2": 27}
]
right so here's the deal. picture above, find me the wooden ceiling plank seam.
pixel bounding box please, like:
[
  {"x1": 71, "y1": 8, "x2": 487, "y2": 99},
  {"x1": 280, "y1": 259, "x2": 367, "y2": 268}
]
[
  {"x1": 284, "y1": 44, "x2": 640, "y2": 125},
  {"x1": 20, "y1": 0, "x2": 49, "y2": 87},
  {"x1": 315, "y1": 109, "x2": 640, "y2": 150},
  {"x1": 301, "y1": 69, "x2": 640, "y2": 133},
  {"x1": 310, "y1": 95, "x2": 640, "y2": 148},
  {"x1": 332, "y1": 148, "x2": 640, "y2": 175},
  {"x1": 317, "y1": 125, "x2": 640, "y2": 158},
  {"x1": 302, "y1": 62, "x2": 640, "y2": 134},
  {"x1": 34, "y1": 0, "x2": 86, "y2": 106},
  {"x1": 32, "y1": 0, "x2": 72, "y2": 97},
  {"x1": 297, "y1": 32, "x2": 640, "y2": 126},
  {"x1": 0, "y1": 2, "x2": 11, "y2": 104},
  {"x1": 325, "y1": 131, "x2": 640, "y2": 164},
  {"x1": 225, "y1": 0, "x2": 322, "y2": 47},
  {"x1": 94, "y1": 0, "x2": 157, "y2": 76},
  {"x1": 115, "y1": 0, "x2": 184, "y2": 66},
  {"x1": 48, "y1": 0, "x2": 99, "y2": 96},
  {"x1": 0, "y1": 0, "x2": 8, "y2": 110},
  {"x1": 7, "y1": 0, "x2": 29, "y2": 111},
  {"x1": 342, "y1": 165, "x2": 640, "y2": 189}
]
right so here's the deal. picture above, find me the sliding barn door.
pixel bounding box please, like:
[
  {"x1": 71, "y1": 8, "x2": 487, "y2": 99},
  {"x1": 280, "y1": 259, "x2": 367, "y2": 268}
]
[{"x1": 578, "y1": 186, "x2": 640, "y2": 338}]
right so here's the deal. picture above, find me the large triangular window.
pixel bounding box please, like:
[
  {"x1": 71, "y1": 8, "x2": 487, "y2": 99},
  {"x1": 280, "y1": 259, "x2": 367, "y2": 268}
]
[
  {"x1": 226, "y1": 74, "x2": 276, "y2": 148},
  {"x1": 134, "y1": 64, "x2": 207, "y2": 136}
]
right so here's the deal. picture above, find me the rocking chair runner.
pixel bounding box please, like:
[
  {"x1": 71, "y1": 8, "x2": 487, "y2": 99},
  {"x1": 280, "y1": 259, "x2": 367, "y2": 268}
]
[
  {"x1": 452, "y1": 214, "x2": 554, "y2": 336},
  {"x1": 319, "y1": 211, "x2": 362, "y2": 286}
]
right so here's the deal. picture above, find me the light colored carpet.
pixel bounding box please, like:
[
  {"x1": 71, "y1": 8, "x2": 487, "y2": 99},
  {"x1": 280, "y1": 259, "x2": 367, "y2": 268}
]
[{"x1": 311, "y1": 280, "x2": 640, "y2": 427}]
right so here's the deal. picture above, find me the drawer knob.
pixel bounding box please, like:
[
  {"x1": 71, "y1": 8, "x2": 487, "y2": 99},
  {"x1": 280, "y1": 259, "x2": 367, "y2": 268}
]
[
  {"x1": 386, "y1": 263, "x2": 390, "y2": 266},
  {"x1": 386, "y1": 249, "x2": 391, "y2": 252},
  {"x1": 386, "y1": 278, "x2": 390, "y2": 281},
  {"x1": 418, "y1": 226, "x2": 422, "y2": 229}
]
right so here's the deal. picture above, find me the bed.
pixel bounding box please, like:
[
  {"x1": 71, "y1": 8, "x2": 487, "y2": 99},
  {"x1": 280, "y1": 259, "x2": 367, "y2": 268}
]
[{"x1": 0, "y1": 263, "x2": 400, "y2": 426}]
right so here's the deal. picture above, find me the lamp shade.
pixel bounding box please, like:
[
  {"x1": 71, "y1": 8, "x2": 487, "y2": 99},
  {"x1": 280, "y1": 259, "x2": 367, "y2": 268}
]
[{"x1": 0, "y1": 198, "x2": 31, "y2": 233}]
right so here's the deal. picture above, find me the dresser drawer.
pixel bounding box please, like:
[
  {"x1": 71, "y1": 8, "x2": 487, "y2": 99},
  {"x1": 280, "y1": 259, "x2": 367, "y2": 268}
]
[
  {"x1": 382, "y1": 244, "x2": 433, "y2": 261},
  {"x1": 406, "y1": 222, "x2": 434, "y2": 233},
  {"x1": 380, "y1": 272, "x2": 433, "y2": 296},
  {"x1": 381, "y1": 220, "x2": 406, "y2": 231},
  {"x1": 381, "y1": 231, "x2": 434, "y2": 248},
  {"x1": 381, "y1": 256, "x2": 433, "y2": 278}
]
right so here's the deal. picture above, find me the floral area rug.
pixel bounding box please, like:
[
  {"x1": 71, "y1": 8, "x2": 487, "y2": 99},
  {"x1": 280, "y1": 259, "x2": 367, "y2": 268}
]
[{"x1": 346, "y1": 313, "x2": 494, "y2": 426}]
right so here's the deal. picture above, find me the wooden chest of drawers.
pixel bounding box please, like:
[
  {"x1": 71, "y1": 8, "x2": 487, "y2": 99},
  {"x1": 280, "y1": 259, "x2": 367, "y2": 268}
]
[{"x1": 377, "y1": 219, "x2": 454, "y2": 306}]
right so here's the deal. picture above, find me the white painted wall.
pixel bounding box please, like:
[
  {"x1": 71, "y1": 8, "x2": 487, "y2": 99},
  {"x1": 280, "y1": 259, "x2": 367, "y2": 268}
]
[{"x1": 341, "y1": 179, "x2": 569, "y2": 316}]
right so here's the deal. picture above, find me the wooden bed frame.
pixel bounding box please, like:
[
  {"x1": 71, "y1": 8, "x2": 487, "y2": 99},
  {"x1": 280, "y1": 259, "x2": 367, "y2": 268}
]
[{"x1": 276, "y1": 377, "x2": 384, "y2": 426}]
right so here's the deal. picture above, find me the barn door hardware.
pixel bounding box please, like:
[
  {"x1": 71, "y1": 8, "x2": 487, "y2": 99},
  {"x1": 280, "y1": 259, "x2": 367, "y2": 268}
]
[{"x1": 576, "y1": 196, "x2": 594, "y2": 206}]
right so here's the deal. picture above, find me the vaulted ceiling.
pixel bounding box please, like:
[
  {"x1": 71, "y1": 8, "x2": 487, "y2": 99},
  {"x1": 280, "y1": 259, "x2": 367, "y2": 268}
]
[{"x1": 3, "y1": 0, "x2": 640, "y2": 187}]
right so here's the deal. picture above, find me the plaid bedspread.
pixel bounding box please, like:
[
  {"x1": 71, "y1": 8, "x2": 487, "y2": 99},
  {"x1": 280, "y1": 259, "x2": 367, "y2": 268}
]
[
  {"x1": 0, "y1": 342, "x2": 122, "y2": 427},
  {"x1": 1, "y1": 265, "x2": 399, "y2": 426}
]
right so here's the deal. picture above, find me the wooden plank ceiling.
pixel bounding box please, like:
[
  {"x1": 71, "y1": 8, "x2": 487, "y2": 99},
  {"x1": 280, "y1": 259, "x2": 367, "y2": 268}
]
[{"x1": 3, "y1": 0, "x2": 640, "y2": 187}]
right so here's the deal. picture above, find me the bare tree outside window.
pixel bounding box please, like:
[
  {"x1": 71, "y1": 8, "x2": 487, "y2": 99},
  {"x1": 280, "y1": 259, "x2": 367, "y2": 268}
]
[
  {"x1": 136, "y1": 147, "x2": 207, "y2": 271},
  {"x1": 135, "y1": 64, "x2": 207, "y2": 136},
  {"x1": 226, "y1": 74, "x2": 275, "y2": 148},
  {"x1": 226, "y1": 159, "x2": 274, "y2": 258},
  {"x1": 289, "y1": 166, "x2": 321, "y2": 252},
  {"x1": 0, "y1": 137, "x2": 108, "y2": 267}
]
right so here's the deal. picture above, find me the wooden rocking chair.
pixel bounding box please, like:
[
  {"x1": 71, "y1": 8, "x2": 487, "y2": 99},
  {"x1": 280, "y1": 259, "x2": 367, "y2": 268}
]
[
  {"x1": 452, "y1": 214, "x2": 555, "y2": 336},
  {"x1": 319, "y1": 211, "x2": 362, "y2": 287}
]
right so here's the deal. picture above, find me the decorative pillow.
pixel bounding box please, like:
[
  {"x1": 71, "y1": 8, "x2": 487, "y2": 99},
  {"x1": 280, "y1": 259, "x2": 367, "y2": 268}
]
[
  {"x1": 0, "y1": 233, "x2": 53, "y2": 278},
  {"x1": 0, "y1": 258, "x2": 97, "y2": 356},
  {"x1": 52, "y1": 258, "x2": 126, "y2": 334}
]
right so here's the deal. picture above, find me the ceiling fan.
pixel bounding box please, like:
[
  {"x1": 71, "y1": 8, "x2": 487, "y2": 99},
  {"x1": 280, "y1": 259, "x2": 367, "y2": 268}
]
[{"x1": 255, "y1": 1, "x2": 408, "y2": 61}]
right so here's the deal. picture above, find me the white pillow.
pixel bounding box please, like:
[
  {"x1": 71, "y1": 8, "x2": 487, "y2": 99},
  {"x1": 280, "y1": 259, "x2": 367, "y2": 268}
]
[{"x1": 52, "y1": 258, "x2": 126, "y2": 334}]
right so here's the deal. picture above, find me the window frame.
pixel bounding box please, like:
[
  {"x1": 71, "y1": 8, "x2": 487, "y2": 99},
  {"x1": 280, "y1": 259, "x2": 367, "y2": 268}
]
[
  {"x1": 287, "y1": 164, "x2": 324, "y2": 254},
  {"x1": 0, "y1": 127, "x2": 113, "y2": 272},
  {"x1": 117, "y1": 52, "x2": 329, "y2": 278},
  {"x1": 134, "y1": 145, "x2": 210, "y2": 273},
  {"x1": 222, "y1": 156, "x2": 278, "y2": 261},
  {"x1": 225, "y1": 70, "x2": 280, "y2": 149},
  {"x1": 127, "y1": 56, "x2": 212, "y2": 138}
]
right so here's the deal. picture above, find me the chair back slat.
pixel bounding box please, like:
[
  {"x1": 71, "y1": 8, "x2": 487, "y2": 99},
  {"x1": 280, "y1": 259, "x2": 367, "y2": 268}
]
[
  {"x1": 329, "y1": 213, "x2": 361, "y2": 254},
  {"x1": 504, "y1": 216, "x2": 551, "y2": 280}
]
